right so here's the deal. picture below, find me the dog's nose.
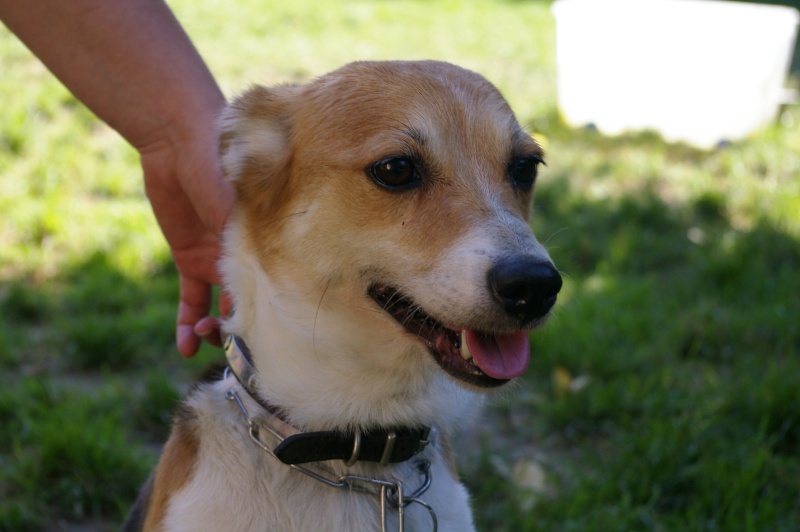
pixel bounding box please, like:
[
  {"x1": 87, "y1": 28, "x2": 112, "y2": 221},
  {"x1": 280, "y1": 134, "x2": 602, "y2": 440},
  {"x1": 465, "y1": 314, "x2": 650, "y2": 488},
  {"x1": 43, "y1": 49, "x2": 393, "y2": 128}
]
[{"x1": 488, "y1": 257, "x2": 562, "y2": 324}]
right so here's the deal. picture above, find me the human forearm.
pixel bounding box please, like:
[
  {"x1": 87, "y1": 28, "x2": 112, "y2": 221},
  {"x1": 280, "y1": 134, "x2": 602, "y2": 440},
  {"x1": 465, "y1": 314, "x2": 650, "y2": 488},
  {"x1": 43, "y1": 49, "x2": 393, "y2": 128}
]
[
  {"x1": 0, "y1": 0, "x2": 224, "y2": 152},
  {"x1": 1, "y1": 0, "x2": 234, "y2": 356}
]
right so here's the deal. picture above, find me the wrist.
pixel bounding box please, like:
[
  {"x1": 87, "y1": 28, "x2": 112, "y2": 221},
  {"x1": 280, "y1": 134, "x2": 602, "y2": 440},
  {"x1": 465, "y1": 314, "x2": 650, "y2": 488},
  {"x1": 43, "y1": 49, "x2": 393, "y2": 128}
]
[
  {"x1": 134, "y1": 84, "x2": 226, "y2": 157},
  {"x1": 140, "y1": 94, "x2": 232, "y2": 239}
]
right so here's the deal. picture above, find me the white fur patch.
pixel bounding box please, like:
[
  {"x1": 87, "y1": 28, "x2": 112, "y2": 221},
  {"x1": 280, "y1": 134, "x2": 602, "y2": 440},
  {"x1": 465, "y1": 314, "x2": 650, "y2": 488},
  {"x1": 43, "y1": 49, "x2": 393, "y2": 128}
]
[
  {"x1": 160, "y1": 377, "x2": 476, "y2": 531},
  {"x1": 219, "y1": 108, "x2": 289, "y2": 182}
]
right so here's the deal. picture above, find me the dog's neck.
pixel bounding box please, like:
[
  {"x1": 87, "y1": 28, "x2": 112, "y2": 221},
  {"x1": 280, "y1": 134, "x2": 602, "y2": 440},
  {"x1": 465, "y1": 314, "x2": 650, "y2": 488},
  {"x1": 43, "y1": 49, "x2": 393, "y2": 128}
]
[
  {"x1": 223, "y1": 334, "x2": 433, "y2": 467},
  {"x1": 221, "y1": 220, "x2": 483, "y2": 434}
]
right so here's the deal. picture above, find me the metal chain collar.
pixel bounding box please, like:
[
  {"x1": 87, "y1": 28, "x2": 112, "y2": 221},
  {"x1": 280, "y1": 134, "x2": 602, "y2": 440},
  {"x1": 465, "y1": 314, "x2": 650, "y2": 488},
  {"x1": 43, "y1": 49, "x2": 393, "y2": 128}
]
[{"x1": 224, "y1": 377, "x2": 438, "y2": 532}]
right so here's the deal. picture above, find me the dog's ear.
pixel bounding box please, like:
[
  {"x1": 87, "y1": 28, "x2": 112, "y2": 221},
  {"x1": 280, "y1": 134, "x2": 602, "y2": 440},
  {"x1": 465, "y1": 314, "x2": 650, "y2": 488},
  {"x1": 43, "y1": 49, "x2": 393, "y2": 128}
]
[{"x1": 219, "y1": 85, "x2": 297, "y2": 201}]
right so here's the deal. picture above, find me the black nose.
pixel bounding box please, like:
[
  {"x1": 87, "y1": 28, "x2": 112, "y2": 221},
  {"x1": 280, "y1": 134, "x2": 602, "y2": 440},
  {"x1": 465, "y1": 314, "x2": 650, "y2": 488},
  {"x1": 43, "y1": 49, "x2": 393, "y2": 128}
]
[{"x1": 488, "y1": 257, "x2": 562, "y2": 324}]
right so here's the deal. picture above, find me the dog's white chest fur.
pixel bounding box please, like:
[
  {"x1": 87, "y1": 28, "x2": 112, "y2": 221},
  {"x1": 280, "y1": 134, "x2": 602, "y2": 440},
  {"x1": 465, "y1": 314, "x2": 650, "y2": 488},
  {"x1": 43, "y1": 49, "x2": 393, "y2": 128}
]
[{"x1": 159, "y1": 379, "x2": 475, "y2": 532}]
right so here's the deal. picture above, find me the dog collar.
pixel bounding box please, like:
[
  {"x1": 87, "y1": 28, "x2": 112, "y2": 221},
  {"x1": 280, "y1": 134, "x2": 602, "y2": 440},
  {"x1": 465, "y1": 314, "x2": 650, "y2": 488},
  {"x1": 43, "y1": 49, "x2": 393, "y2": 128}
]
[{"x1": 223, "y1": 335, "x2": 432, "y2": 466}]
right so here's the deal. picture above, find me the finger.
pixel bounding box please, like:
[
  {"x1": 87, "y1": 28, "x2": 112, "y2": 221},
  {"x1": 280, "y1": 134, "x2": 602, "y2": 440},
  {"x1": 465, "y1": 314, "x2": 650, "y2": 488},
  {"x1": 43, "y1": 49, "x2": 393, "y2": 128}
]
[
  {"x1": 177, "y1": 322, "x2": 201, "y2": 358},
  {"x1": 194, "y1": 316, "x2": 223, "y2": 347},
  {"x1": 176, "y1": 275, "x2": 212, "y2": 357}
]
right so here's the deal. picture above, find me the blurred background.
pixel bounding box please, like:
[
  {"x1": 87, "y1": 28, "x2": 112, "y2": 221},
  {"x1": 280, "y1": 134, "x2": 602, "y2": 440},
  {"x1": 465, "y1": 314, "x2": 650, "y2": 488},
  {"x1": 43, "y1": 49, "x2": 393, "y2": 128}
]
[{"x1": 1, "y1": 0, "x2": 798, "y2": 530}]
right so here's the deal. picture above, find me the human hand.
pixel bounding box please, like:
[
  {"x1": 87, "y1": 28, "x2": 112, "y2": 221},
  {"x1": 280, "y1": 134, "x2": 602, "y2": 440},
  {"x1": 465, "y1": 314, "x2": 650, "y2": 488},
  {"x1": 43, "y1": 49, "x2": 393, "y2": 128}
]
[{"x1": 141, "y1": 129, "x2": 234, "y2": 357}]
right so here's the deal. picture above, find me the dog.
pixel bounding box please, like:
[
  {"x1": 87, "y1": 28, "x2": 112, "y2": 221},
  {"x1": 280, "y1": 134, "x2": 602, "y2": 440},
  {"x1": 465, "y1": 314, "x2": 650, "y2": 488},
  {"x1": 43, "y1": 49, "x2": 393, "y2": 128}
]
[{"x1": 124, "y1": 60, "x2": 561, "y2": 531}]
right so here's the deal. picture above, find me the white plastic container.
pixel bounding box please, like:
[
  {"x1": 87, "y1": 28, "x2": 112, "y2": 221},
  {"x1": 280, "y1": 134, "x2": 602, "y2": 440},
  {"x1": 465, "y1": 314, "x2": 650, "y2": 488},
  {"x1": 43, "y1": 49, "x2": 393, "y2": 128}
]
[{"x1": 552, "y1": 0, "x2": 799, "y2": 148}]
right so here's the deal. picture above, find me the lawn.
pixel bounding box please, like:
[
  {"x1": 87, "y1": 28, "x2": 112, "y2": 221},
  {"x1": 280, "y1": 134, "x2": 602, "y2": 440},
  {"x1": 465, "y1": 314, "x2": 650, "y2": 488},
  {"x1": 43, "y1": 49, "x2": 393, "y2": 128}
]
[{"x1": 1, "y1": 0, "x2": 799, "y2": 530}]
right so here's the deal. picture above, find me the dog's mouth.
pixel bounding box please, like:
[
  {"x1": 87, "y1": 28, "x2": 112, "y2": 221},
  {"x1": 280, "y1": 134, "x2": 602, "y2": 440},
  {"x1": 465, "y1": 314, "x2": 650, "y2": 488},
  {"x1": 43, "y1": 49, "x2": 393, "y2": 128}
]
[{"x1": 369, "y1": 285, "x2": 530, "y2": 388}]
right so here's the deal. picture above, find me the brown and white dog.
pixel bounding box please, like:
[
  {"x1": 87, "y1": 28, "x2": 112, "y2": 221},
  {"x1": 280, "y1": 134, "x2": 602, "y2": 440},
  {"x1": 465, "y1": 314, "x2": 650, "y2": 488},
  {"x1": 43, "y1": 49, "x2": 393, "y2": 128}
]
[{"x1": 125, "y1": 60, "x2": 561, "y2": 531}]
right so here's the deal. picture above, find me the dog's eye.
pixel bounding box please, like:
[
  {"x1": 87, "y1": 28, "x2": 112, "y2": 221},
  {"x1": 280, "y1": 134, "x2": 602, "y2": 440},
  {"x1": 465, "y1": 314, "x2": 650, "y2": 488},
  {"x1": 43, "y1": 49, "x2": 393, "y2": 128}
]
[
  {"x1": 509, "y1": 156, "x2": 543, "y2": 190},
  {"x1": 369, "y1": 157, "x2": 420, "y2": 190}
]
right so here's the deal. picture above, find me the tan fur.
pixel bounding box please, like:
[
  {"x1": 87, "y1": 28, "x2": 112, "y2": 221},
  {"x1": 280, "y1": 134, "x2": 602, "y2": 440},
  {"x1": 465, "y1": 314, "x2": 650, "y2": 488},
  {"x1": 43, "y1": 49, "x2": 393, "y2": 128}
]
[{"x1": 141, "y1": 411, "x2": 199, "y2": 531}]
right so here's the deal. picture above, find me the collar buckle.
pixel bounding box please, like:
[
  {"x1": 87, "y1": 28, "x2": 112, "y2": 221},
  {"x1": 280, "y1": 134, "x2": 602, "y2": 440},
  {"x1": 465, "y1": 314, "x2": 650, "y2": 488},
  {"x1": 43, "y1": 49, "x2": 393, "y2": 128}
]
[
  {"x1": 378, "y1": 431, "x2": 397, "y2": 467},
  {"x1": 344, "y1": 431, "x2": 363, "y2": 467}
]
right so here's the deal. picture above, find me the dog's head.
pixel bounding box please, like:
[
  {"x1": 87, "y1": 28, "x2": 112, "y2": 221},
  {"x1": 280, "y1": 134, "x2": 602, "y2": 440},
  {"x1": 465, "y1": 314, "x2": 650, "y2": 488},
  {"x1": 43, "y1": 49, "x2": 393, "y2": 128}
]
[{"x1": 219, "y1": 61, "x2": 560, "y2": 428}]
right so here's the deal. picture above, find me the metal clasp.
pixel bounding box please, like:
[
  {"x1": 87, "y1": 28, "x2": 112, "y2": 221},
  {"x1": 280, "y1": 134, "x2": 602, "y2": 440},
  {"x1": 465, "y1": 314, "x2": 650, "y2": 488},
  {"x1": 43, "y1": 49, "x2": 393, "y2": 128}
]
[
  {"x1": 379, "y1": 431, "x2": 397, "y2": 467},
  {"x1": 344, "y1": 431, "x2": 362, "y2": 466},
  {"x1": 381, "y1": 466, "x2": 439, "y2": 532},
  {"x1": 417, "y1": 427, "x2": 431, "y2": 453}
]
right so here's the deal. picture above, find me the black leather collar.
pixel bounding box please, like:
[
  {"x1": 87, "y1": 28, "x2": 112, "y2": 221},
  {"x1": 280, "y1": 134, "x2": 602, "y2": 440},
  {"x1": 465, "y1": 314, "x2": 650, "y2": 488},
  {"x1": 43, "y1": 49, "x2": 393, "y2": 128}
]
[{"x1": 223, "y1": 335, "x2": 431, "y2": 466}]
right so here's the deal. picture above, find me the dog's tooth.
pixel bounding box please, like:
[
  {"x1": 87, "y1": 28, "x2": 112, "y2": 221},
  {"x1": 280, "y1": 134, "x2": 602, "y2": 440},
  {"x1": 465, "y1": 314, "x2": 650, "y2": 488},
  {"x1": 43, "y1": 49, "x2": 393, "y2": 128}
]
[{"x1": 460, "y1": 330, "x2": 473, "y2": 361}]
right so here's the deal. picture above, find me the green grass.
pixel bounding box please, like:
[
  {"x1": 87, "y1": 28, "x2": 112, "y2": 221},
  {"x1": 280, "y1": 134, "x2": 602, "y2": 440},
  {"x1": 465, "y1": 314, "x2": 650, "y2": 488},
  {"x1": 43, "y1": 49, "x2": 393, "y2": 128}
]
[{"x1": 2, "y1": 0, "x2": 799, "y2": 530}]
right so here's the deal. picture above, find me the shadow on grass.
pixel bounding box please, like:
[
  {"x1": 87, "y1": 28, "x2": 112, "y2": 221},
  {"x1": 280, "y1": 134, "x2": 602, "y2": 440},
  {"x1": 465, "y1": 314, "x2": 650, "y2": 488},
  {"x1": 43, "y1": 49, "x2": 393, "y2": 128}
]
[
  {"x1": 463, "y1": 175, "x2": 800, "y2": 531},
  {"x1": 1, "y1": 251, "x2": 180, "y2": 372},
  {"x1": 0, "y1": 252, "x2": 200, "y2": 530}
]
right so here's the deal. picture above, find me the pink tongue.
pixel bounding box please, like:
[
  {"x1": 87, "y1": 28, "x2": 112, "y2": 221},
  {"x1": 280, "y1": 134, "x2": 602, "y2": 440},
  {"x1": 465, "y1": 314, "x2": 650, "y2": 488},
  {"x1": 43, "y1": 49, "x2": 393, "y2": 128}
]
[{"x1": 464, "y1": 329, "x2": 530, "y2": 380}]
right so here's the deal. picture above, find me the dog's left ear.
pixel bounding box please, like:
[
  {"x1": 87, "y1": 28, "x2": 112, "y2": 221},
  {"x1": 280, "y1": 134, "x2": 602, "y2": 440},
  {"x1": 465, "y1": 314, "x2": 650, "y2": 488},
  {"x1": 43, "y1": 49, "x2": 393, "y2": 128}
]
[{"x1": 219, "y1": 84, "x2": 297, "y2": 201}]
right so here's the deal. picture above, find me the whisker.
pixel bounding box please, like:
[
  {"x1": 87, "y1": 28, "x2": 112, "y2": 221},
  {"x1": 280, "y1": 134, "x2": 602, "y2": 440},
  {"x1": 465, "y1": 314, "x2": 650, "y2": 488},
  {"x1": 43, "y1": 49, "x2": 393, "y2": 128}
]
[
  {"x1": 313, "y1": 281, "x2": 331, "y2": 360},
  {"x1": 543, "y1": 226, "x2": 569, "y2": 247},
  {"x1": 417, "y1": 314, "x2": 433, "y2": 339}
]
